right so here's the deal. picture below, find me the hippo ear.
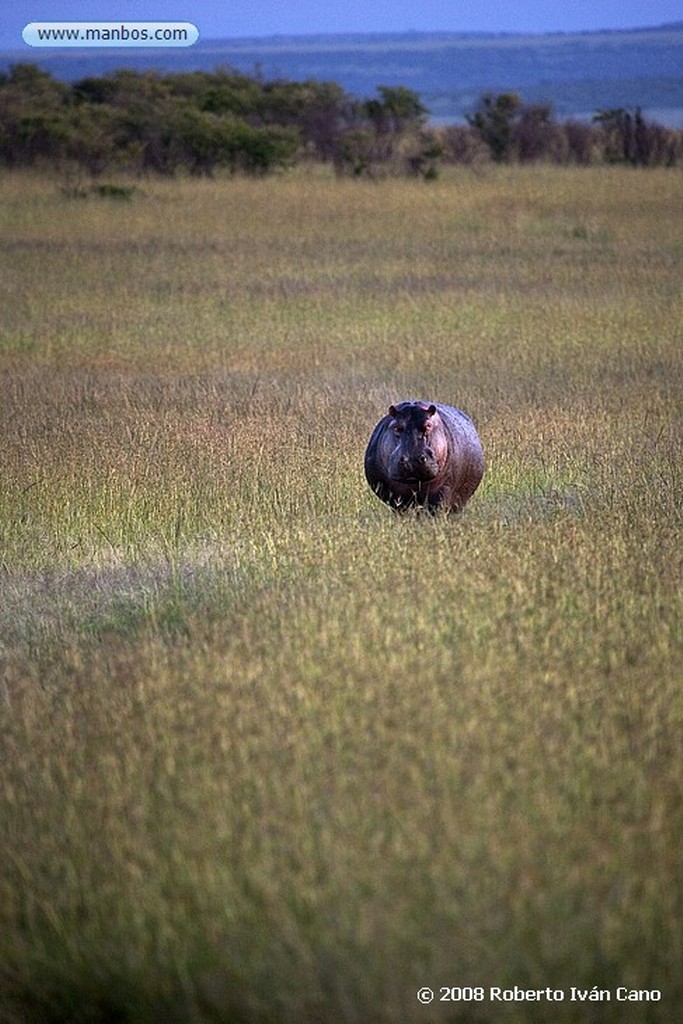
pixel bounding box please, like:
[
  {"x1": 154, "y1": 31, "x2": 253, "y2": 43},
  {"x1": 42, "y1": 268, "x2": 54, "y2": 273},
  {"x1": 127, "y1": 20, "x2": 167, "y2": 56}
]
[
  {"x1": 427, "y1": 404, "x2": 437, "y2": 417},
  {"x1": 388, "y1": 405, "x2": 398, "y2": 417}
]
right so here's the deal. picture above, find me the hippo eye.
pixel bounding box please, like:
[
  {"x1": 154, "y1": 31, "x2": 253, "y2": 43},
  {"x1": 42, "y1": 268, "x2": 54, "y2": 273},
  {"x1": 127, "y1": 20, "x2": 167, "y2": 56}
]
[{"x1": 392, "y1": 423, "x2": 404, "y2": 434}]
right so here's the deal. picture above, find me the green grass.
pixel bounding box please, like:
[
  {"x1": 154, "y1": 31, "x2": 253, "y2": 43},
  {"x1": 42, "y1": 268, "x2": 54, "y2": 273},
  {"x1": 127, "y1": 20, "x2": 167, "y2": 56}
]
[{"x1": 0, "y1": 165, "x2": 681, "y2": 1023}]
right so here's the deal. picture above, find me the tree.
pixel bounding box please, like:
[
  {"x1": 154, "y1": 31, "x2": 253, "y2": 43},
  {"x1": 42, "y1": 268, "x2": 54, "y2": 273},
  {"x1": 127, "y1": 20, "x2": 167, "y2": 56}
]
[
  {"x1": 513, "y1": 103, "x2": 567, "y2": 163},
  {"x1": 334, "y1": 85, "x2": 430, "y2": 175},
  {"x1": 593, "y1": 107, "x2": 682, "y2": 167},
  {"x1": 468, "y1": 92, "x2": 523, "y2": 162},
  {"x1": 369, "y1": 85, "x2": 426, "y2": 133},
  {"x1": 268, "y1": 80, "x2": 353, "y2": 162},
  {"x1": 0, "y1": 63, "x2": 69, "y2": 166},
  {"x1": 593, "y1": 108, "x2": 636, "y2": 164},
  {"x1": 562, "y1": 120, "x2": 600, "y2": 165}
]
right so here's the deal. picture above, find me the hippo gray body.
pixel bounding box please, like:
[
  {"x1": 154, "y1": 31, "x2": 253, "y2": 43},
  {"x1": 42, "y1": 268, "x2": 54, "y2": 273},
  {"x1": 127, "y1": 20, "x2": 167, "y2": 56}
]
[{"x1": 364, "y1": 400, "x2": 484, "y2": 513}]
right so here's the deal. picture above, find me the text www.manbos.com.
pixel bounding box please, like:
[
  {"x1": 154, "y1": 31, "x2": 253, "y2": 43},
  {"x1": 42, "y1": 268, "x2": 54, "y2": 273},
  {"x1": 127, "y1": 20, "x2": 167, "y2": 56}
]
[{"x1": 23, "y1": 22, "x2": 199, "y2": 47}]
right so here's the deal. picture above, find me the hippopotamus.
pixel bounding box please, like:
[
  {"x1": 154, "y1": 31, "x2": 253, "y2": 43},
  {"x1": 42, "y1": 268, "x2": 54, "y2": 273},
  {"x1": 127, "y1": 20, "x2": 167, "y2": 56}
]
[{"x1": 364, "y1": 400, "x2": 484, "y2": 513}]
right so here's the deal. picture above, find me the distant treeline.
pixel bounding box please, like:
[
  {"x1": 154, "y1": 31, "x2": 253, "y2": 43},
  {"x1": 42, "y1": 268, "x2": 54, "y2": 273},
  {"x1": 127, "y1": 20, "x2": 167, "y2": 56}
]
[{"x1": 1, "y1": 63, "x2": 681, "y2": 178}]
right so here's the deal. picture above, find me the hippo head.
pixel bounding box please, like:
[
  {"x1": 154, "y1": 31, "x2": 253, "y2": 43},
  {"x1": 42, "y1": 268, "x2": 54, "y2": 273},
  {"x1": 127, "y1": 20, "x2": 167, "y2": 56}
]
[{"x1": 386, "y1": 402, "x2": 444, "y2": 484}]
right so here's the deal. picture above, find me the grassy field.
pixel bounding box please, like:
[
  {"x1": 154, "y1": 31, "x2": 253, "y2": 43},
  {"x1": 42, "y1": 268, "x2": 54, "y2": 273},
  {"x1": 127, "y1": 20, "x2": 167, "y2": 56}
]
[{"x1": 0, "y1": 165, "x2": 681, "y2": 1024}]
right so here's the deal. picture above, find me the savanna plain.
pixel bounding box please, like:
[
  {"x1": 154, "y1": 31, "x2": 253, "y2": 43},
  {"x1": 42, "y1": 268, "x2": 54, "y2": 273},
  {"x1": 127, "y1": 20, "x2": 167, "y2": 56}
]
[{"x1": 0, "y1": 165, "x2": 681, "y2": 1024}]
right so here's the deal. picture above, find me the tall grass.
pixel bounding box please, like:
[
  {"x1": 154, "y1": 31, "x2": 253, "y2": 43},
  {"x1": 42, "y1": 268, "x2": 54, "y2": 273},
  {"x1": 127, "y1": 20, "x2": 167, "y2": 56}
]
[{"x1": 0, "y1": 166, "x2": 681, "y2": 1023}]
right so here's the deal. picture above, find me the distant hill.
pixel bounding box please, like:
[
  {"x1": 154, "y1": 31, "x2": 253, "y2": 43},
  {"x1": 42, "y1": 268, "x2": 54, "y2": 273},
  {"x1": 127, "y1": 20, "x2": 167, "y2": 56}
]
[{"x1": 2, "y1": 23, "x2": 682, "y2": 125}]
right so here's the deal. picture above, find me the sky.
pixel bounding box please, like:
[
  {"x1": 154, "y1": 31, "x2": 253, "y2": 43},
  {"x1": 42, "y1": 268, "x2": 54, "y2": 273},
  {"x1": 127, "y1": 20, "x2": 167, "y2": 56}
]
[{"x1": 2, "y1": 0, "x2": 682, "y2": 49}]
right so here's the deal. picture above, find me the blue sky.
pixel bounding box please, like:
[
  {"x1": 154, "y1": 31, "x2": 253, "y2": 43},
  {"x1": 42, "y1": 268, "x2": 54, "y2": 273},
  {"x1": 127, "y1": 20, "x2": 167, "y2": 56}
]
[{"x1": 2, "y1": 0, "x2": 682, "y2": 49}]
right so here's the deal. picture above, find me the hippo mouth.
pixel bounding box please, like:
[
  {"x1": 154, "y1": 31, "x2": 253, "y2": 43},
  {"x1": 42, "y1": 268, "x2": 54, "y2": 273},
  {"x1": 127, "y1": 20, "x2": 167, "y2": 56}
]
[
  {"x1": 391, "y1": 466, "x2": 438, "y2": 485},
  {"x1": 389, "y1": 449, "x2": 440, "y2": 485}
]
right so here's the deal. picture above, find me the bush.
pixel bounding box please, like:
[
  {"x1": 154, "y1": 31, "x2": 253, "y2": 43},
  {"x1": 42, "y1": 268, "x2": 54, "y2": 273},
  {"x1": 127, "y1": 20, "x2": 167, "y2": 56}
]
[
  {"x1": 1, "y1": 67, "x2": 681, "y2": 177},
  {"x1": 594, "y1": 107, "x2": 683, "y2": 167},
  {"x1": 439, "y1": 124, "x2": 491, "y2": 167}
]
